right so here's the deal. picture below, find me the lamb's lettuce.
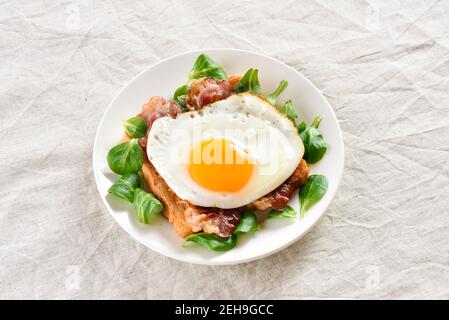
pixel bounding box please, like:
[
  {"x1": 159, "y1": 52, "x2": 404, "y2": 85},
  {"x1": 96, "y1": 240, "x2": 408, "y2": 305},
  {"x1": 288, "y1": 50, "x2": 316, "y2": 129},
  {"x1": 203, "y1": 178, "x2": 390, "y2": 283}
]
[
  {"x1": 108, "y1": 172, "x2": 142, "y2": 202},
  {"x1": 188, "y1": 54, "x2": 227, "y2": 81},
  {"x1": 235, "y1": 210, "x2": 259, "y2": 233},
  {"x1": 266, "y1": 80, "x2": 288, "y2": 105},
  {"x1": 299, "y1": 175, "x2": 328, "y2": 217},
  {"x1": 183, "y1": 233, "x2": 238, "y2": 252},
  {"x1": 107, "y1": 139, "x2": 143, "y2": 175},
  {"x1": 300, "y1": 116, "x2": 327, "y2": 164},
  {"x1": 297, "y1": 121, "x2": 307, "y2": 134},
  {"x1": 133, "y1": 188, "x2": 163, "y2": 224},
  {"x1": 280, "y1": 100, "x2": 298, "y2": 122},
  {"x1": 173, "y1": 84, "x2": 189, "y2": 110},
  {"x1": 268, "y1": 205, "x2": 296, "y2": 219},
  {"x1": 234, "y1": 68, "x2": 262, "y2": 94},
  {"x1": 122, "y1": 117, "x2": 147, "y2": 138}
]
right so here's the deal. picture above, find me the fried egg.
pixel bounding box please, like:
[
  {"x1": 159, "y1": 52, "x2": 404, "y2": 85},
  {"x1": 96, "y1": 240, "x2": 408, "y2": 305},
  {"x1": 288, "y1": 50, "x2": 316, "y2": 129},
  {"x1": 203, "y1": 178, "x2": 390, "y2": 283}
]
[{"x1": 147, "y1": 93, "x2": 304, "y2": 209}]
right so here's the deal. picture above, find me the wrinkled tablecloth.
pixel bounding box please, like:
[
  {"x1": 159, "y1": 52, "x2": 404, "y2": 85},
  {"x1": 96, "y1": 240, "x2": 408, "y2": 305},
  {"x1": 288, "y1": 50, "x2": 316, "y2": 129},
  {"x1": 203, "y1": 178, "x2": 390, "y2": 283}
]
[{"x1": 1, "y1": 0, "x2": 449, "y2": 299}]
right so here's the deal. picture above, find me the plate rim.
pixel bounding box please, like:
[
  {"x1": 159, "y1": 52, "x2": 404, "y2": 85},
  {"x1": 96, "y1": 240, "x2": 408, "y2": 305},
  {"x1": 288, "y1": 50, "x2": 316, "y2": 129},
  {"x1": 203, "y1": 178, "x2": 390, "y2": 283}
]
[{"x1": 92, "y1": 48, "x2": 345, "y2": 265}]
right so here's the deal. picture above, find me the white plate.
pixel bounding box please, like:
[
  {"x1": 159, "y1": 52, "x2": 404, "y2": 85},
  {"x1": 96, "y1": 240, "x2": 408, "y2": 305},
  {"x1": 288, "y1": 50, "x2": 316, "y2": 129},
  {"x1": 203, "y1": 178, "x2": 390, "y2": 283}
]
[{"x1": 93, "y1": 49, "x2": 344, "y2": 265}]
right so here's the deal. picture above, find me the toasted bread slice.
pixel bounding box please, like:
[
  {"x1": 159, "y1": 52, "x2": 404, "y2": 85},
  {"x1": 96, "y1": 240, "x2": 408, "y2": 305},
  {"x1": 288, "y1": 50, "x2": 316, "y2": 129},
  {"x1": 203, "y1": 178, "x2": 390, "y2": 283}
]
[{"x1": 141, "y1": 160, "x2": 195, "y2": 237}]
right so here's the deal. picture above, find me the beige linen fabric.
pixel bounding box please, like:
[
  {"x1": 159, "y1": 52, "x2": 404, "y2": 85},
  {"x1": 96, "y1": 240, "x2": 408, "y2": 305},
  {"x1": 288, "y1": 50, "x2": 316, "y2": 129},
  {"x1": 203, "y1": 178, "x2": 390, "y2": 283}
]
[{"x1": 1, "y1": 0, "x2": 448, "y2": 299}]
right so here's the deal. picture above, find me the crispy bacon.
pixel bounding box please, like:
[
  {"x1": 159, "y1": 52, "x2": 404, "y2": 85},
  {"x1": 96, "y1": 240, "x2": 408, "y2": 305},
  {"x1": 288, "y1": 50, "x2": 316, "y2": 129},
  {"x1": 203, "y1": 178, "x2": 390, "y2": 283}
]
[
  {"x1": 199, "y1": 207, "x2": 242, "y2": 238},
  {"x1": 249, "y1": 159, "x2": 309, "y2": 211},
  {"x1": 138, "y1": 96, "x2": 182, "y2": 148},
  {"x1": 227, "y1": 75, "x2": 242, "y2": 90},
  {"x1": 185, "y1": 77, "x2": 241, "y2": 110}
]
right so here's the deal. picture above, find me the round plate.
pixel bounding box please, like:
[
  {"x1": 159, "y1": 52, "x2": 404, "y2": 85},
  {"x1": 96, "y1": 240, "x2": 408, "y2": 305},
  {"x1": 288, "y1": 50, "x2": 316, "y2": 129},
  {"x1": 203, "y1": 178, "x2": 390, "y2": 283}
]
[{"x1": 93, "y1": 48, "x2": 344, "y2": 265}]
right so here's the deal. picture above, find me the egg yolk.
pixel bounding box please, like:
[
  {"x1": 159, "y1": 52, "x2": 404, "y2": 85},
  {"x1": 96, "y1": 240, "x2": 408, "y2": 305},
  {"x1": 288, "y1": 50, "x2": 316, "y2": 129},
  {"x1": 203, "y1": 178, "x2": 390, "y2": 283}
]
[{"x1": 189, "y1": 139, "x2": 254, "y2": 192}]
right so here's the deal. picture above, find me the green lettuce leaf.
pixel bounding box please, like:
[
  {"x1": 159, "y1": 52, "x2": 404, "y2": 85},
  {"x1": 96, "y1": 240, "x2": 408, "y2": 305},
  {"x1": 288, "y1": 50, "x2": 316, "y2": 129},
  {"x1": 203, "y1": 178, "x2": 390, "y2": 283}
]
[{"x1": 188, "y1": 54, "x2": 227, "y2": 81}]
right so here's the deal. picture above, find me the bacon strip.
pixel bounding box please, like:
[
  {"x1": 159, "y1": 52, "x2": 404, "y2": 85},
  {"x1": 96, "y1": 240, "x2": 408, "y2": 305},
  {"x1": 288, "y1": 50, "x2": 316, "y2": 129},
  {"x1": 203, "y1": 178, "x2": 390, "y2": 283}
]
[
  {"x1": 196, "y1": 207, "x2": 242, "y2": 238},
  {"x1": 248, "y1": 160, "x2": 309, "y2": 211},
  {"x1": 137, "y1": 96, "x2": 182, "y2": 148},
  {"x1": 185, "y1": 76, "x2": 241, "y2": 110}
]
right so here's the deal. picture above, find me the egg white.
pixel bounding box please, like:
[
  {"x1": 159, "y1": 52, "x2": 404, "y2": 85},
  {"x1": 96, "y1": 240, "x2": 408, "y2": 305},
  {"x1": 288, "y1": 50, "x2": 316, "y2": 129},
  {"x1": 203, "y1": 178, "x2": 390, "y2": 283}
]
[{"x1": 147, "y1": 93, "x2": 304, "y2": 209}]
